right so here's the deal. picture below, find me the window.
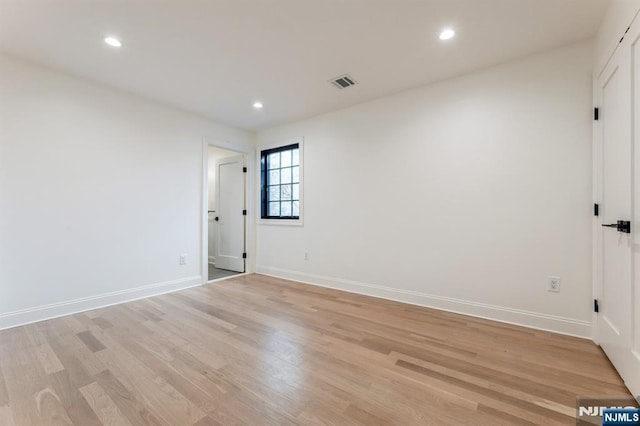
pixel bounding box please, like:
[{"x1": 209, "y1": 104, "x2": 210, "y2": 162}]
[{"x1": 261, "y1": 143, "x2": 300, "y2": 219}]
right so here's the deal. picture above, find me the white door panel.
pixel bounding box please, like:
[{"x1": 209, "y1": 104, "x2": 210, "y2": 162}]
[
  {"x1": 630, "y1": 25, "x2": 640, "y2": 397},
  {"x1": 600, "y1": 59, "x2": 632, "y2": 345},
  {"x1": 214, "y1": 155, "x2": 245, "y2": 273},
  {"x1": 596, "y1": 21, "x2": 640, "y2": 399}
]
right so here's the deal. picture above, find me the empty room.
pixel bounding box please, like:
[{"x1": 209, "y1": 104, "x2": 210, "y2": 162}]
[{"x1": 1, "y1": 0, "x2": 640, "y2": 425}]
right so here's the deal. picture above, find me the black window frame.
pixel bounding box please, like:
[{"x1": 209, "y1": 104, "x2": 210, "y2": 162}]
[{"x1": 260, "y1": 143, "x2": 300, "y2": 219}]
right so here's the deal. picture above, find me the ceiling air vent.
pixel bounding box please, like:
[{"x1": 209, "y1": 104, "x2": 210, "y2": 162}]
[{"x1": 330, "y1": 74, "x2": 357, "y2": 89}]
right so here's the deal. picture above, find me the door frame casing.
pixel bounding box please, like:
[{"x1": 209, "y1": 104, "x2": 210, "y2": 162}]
[
  {"x1": 201, "y1": 137, "x2": 256, "y2": 283},
  {"x1": 592, "y1": 61, "x2": 610, "y2": 346},
  {"x1": 592, "y1": 68, "x2": 600, "y2": 344}
]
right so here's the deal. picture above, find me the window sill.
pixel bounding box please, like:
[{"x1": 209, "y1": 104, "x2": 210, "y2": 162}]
[{"x1": 257, "y1": 218, "x2": 304, "y2": 227}]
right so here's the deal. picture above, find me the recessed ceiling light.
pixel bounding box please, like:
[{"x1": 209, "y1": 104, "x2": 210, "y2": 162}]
[
  {"x1": 253, "y1": 101, "x2": 263, "y2": 109},
  {"x1": 439, "y1": 28, "x2": 455, "y2": 41},
  {"x1": 104, "y1": 37, "x2": 122, "y2": 47}
]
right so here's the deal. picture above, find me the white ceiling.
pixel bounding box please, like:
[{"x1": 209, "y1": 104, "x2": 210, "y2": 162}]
[{"x1": 0, "y1": 0, "x2": 609, "y2": 131}]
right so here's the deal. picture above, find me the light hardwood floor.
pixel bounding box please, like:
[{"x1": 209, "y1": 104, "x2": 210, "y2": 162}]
[{"x1": 0, "y1": 274, "x2": 632, "y2": 425}]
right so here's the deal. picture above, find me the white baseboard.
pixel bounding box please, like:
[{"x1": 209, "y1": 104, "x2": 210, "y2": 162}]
[
  {"x1": 255, "y1": 266, "x2": 593, "y2": 339},
  {"x1": 208, "y1": 256, "x2": 216, "y2": 265},
  {"x1": 0, "y1": 275, "x2": 203, "y2": 331}
]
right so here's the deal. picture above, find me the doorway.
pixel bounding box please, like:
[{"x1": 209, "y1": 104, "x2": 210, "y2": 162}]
[{"x1": 205, "y1": 145, "x2": 247, "y2": 281}]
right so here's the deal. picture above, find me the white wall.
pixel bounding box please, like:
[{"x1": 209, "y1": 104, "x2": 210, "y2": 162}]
[
  {"x1": 256, "y1": 41, "x2": 595, "y2": 337},
  {"x1": 0, "y1": 54, "x2": 253, "y2": 328},
  {"x1": 594, "y1": 0, "x2": 640, "y2": 73}
]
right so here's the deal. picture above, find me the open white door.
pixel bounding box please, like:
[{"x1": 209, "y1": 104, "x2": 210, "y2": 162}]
[
  {"x1": 214, "y1": 155, "x2": 245, "y2": 273},
  {"x1": 595, "y1": 24, "x2": 640, "y2": 398}
]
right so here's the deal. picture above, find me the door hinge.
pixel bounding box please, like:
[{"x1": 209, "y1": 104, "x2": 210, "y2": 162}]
[
  {"x1": 242, "y1": 252, "x2": 247, "y2": 259},
  {"x1": 594, "y1": 299, "x2": 599, "y2": 313},
  {"x1": 594, "y1": 203, "x2": 599, "y2": 217},
  {"x1": 594, "y1": 107, "x2": 599, "y2": 121},
  {"x1": 242, "y1": 166, "x2": 247, "y2": 173},
  {"x1": 242, "y1": 209, "x2": 247, "y2": 216}
]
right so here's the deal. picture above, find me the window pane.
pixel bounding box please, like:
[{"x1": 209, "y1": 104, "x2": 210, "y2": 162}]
[
  {"x1": 281, "y1": 201, "x2": 292, "y2": 217},
  {"x1": 269, "y1": 169, "x2": 280, "y2": 185},
  {"x1": 281, "y1": 150, "x2": 292, "y2": 167},
  {"x1": 281, "y1": 167, "x2": 292, "y2": 184},
  {"x1": 267, "y1": 152, "x2": 280, "y2": 169},
  {"x1": 292, "y1": 183, "x2": 299, "y2": 200},
  {"x1": 281, "y1": 184, "x2": 292, "y2": 200},
  {"x1": 292, "y1": 149, "x2": 299, "y2": 166},
  {"x1": 292, "y1": 201, "x2": 299, "y2": 217},
  {"x1": 268, "y1": 202, "x2": 280, "y2": 217},
  {"x1": 292, "y1": 166, "x2": 299, "y2": 183},
  {"x1": 268, "y1": 186, "x2": 280, "y2": 201}
]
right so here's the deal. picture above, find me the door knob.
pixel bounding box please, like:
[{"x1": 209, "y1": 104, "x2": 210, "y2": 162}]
[
  {"x1": 214, "y1": 216, "x2": 219, "y2": 222},
  {"x1": 602, "y1": 220, "x2": 631, "y2": 233}
]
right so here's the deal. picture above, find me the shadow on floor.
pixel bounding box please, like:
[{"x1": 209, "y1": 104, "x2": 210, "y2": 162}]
[{"x1": 208, "y1": 264, "x2": 241, "y2": 281}]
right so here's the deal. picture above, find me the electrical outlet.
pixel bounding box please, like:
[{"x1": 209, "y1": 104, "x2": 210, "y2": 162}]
[
  {"x1": 179, "y1": 254, "x2": 188, "y2": 265},
  {"x1": 304, "y1": 252, "x2": 309, "y2": 261},
  {"x1": 548, "y1": 276, "x2": 561, "y2": 293}
]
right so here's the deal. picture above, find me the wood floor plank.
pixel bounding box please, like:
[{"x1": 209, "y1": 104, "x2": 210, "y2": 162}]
[
  {"x1": 76, "y1": 331, "x2": 106, "y2": 353},
  {"x1": 0, "y1": 273, "x2": 635, "y2": 425},
  {"x1": 6, "y1": 397, "x2": 44, "y2": 426},
  {"x1": 93, "y1": 369, "x2": 165, "y2": 426},
  {"x1": 79, "y1": 381, "x2": 132, "y2": 426},
  {"x1": 47, "y1": 370, "x2": 102, "y2": 426},
  {"x1": 0, "y1": 356, "x2": 10, "y2": 406},
  {"x1": 0, "y1": 404, "x2": 15, "y2": 426},
  {"x1": 34, "y1": 387, "x2": 73, "y2": 425},
  {"x1": 34, "y1": 343, "x2": 65, "y2": 375},
  {"x1": 0, "y1": 333, "x2": 47, "y2": 401},
  {"x1": 62, "y1": 316, "x2": 89, "y2": 335},
  {"x1": 47, "y1": 333, "x2": 102, "y2": 385},
  {"x1": 395, "y1": 358, "x2": 574, "y2": 424},
  {"x1": 52, "y1": 333, "x2": 107, "y2": 378},
  {"x1": 92, "y1": 332, "x2": 206, "y2": 425}
]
